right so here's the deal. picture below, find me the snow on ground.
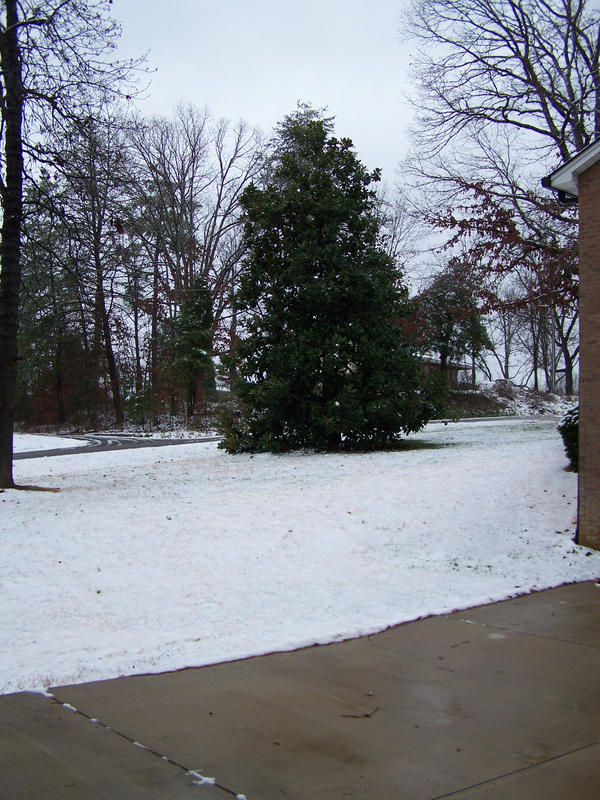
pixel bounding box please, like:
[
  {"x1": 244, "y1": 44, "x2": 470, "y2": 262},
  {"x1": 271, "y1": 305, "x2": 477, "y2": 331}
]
[
  {"x1": 2, "y1": 418, "x2": 599, "y2": 695},
  {"x1": 97, "y1": 429, "x2": 220, "y2": 440},
  {"x1": 13, "y1": 433, "x2": 87, "y2": 452},
  {"x1": 476, "y1": 382, "x2": 577, "y2": 417}
]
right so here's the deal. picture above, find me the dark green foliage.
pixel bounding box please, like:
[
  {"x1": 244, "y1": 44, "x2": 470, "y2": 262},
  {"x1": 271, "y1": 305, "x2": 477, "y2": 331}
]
[
  {"x1": 173, "y1": 281, "x2": 215, "y2": 417},
  {"x1": 418, "y1": 267, "x2": 491, "y2": 372},
  {"x1": 220, "y1": 108, "x2": 437, "y2": 453},
  {"x1": 558, "y1": 407, "x2": 579, "y2": 471}
]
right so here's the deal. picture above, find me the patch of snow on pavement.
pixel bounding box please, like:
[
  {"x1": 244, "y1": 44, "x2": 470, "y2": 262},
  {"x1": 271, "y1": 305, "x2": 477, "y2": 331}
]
[{"x1": 1, "y1": 418, "x2": 598, "y2": 694}]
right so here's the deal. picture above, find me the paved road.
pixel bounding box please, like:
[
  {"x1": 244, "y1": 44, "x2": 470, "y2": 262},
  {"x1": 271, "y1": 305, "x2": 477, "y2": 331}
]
[
  {"x1": 14, "y1": 434, "x2": 222, "y2": 460},
  {"x1": 15, "y1": 416, "x2": 559, "y2": 461}
]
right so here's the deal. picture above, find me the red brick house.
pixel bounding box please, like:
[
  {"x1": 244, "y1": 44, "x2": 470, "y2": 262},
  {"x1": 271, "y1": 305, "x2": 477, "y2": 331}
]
[{"x1": 543, "y1": 141, "x2": 600, "y2": 550}]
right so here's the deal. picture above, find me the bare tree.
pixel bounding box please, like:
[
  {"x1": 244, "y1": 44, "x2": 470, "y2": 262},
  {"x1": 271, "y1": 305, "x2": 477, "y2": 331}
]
[
  {"x1": 406, "y1": 0, "x2": 600, "y2": 161},
  {"x1": 57, "y1": 111, "x2": 136, "y2": 427},
  {"x1": 375, "y1": 185, "x2": 417, "y2": 275},
  {"x1": 0, "y1": 0, "x2": 143, "y2": 487},
  {"x1": 0, "y1": 0, "x2": 23, "y2": 486},
  {"x1": 199, "y1": 117, "x2": 263, "y2": 351},
  {"x1": 128, "y1": 107, "x2": 262, "y2": 409},
  {"x1": 402, "y1": 0, "x2": 598, "y2": 369},
  {"x1": 486, "y1": 287, "x2": 528, "y2": 382},
  {"x1": 129, "y1": 106, "x2": 214, "y2": 297},
  {"x1": 553, "y1": 306, "x2": 579, "y2": 393}
]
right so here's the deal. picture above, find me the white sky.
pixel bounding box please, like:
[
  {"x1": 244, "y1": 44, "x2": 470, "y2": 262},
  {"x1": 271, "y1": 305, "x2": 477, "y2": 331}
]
[{"x1": 111, "y1": 0, "x2": 414, "y2": 186}]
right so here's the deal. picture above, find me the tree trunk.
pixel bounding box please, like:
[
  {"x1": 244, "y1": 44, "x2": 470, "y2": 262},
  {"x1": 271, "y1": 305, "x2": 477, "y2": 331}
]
[
  {"x1": 529, "y1": 314, "x2": 540, "y2": 392},
  {"x1": 554, "y1": 308, "x2": 578, "y2": 396},
  {"x1": 133, "y1": 306, "x2": 143, "y2": 396},
  {"x1": 93, "y1": 243, "x2": 123, "y2": 428},
  {"x1": 0, "y1": 0, "x2": 24, "y2": 488},
  {"x1": 151, "y1": 244, "x2": 160, "y2": 423},
  {"x1": 187, "y1": 379, "x2": 196, "y2": 420},
  {"x1": 439, "y1": 348, "x2": 448, "y2": 372},
  {"x1": 229, "y1": 296, "x2": 238, "y2": 388},
  {"x1": 562, "y1": 348, "x2": 575, "y2": 395},
  {"x1": 76, "y1": 292, "x2": 95, "y2": 427},
  {"x1": 100, "y1": 300, "x2": 123, "y2": 428},
  {"x1": 56, "y1": 340, "x2": 66, "y2": 426}
]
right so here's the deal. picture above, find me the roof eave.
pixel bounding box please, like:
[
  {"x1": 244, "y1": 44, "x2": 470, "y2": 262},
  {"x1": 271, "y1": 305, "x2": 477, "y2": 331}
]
[{"x1": 543, "y1": 138, "x2": 600, "y2": 198}]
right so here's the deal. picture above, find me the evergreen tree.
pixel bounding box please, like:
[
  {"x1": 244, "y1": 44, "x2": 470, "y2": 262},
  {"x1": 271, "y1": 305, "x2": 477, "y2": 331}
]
[
  {"x1": 173, "y1": 281, "x2": 215, "y2": 419},
  {"x1": 418, "y1": 267, "x2": 491, "y2": 373},
  {"x1": 221, "y1": 108, "x2": 436, "y2": 453}
]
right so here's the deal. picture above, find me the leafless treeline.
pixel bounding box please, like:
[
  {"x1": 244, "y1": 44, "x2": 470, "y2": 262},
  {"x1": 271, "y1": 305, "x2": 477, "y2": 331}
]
[{"x1": 17, "y1": 105, "x2": 263, "y2": 429}]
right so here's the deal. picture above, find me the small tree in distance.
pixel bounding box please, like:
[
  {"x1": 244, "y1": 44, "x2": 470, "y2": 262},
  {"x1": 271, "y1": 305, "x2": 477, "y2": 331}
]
[
  {"x1": 418, "y1": 265, "x2": 491, "y2": 376},
  {"x1": 220, "y1": 107, "x2": 438, "y2": 453}
]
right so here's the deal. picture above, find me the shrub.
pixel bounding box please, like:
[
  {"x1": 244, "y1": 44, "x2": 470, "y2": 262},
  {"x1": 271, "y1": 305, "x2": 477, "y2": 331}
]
[{"x1": 558, "y1": 407, "x2": 579, "y2": 471}]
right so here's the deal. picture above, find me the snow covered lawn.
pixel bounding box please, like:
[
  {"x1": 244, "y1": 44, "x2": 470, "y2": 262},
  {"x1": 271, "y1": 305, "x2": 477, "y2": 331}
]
[
  {"x1": 2, "y1": 418, "x2": 599, "y2": 694},
  {"x1": 13, "y1": 433, "x2": 87, "y2": 452}
]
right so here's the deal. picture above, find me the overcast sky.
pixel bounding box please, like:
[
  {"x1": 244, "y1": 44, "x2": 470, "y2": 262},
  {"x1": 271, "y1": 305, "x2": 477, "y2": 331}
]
[{"x1": 111, "y1": 0, "x2": 414, "y2": 186}]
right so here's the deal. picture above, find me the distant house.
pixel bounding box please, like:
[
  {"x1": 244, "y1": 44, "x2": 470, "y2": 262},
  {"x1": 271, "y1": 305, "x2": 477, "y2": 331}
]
[
  {"x1": 419, "y1": 355, "x2": 471, "y2": 388},
  {"x1": 543, "y1": 141, "x2": 600, "y2": 550}
]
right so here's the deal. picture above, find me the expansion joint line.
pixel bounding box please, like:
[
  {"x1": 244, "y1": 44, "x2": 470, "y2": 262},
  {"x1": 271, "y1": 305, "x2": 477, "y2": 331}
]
[
  {"x1": 426, "y1": 739, "x2": 600, "y2": 800},
  {"x1": 459, "y1": 617, "x2": 600, "y2": 651},
  {"x1": 40, "y1": 690, "x2": 248, "y2": 799}
]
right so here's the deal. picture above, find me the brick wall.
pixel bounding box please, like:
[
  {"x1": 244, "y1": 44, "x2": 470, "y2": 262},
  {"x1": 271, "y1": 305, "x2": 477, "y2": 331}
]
[{"x1": 577, "y1": 162, "x2": 600, "y2": 549}]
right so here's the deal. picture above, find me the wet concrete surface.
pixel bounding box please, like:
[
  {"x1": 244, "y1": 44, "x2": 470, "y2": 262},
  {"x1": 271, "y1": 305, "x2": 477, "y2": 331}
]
[
  {"x1": 0, "y1": 692, "x2": 224, "y2": 798},
  {"x1": 2, "y1": 582, "x2": 599, "y2": 799}
]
